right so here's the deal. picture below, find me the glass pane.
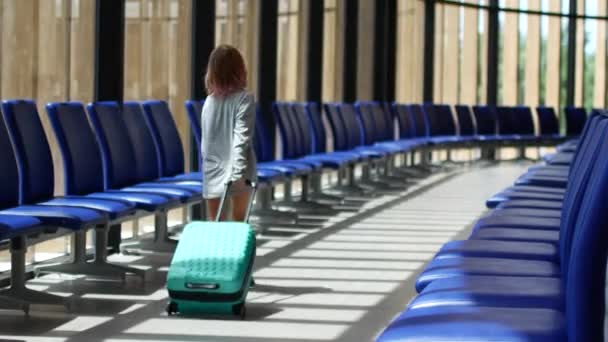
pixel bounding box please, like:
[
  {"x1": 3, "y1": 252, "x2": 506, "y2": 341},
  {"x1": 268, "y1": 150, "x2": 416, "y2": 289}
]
[
  {"x1": 322, "y1": 3, "x2": 338, "y2": 102},
  {"x1": 395, "y1": 1, "x2": 424, "y2": 103},
  {"x1": 214, "y1": 0, "x2": 255, "y2": 92},
  {"x1": 276, "y1": 1, "x2": 300, "y2": 101},
  {"x1": 431, "y1": 0, "x2": 484, "y2": 105},
  {"x1": 124, "y1": 0, "x2": 192, "y2": 167}
]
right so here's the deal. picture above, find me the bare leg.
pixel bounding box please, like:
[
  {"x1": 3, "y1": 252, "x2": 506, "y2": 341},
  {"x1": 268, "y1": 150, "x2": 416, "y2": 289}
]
[
  {"x1": 206, "y1": 198, "x2": 228, "y2": 221},
  {"x1": 232, "y1": 190, "x2": 251, "y2": 222}
]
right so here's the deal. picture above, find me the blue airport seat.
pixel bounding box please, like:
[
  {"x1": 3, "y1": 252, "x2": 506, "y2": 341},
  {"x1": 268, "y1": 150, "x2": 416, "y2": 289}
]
[
  {"x1": 564, "y1": 106, "x2": 587, "y2": 137},
  {"x1": 392, "y1": 104, "x2": 429, "y2": 148},
  {"x1": 0, "y1": 100, "x2": 151, "y2": 290},
  {"x1": 0, "y1": 215, "x2": 42, "y2": 240},
  {"x1": 140, "y1": 100, "x2": 203, "y2": 183},
  {"x1": 46, "y1": 100, "x2": 184, "y2": 257},
  {"x1": 414, "y1": 256, "x2": 560, "y2": 293},
  {"x1": 375, "y1": 111, "x2": 608, "y2": 341},
  {"x1": 1, "y1": 100, "x2": 110, "y2": 228},
  {"x1": 535, "y1": 106, "x2": 563, "y2": 141},
  {"x1": 488, "y1": 113, "x2": 605, "y2": 207},
  {"x1": 0, "y1": 118, "x2": 66, "y2": 313},
  {"x1": 291, "y1": 103, "x2": 359, "y2": 165},
  {"x1": 45, "y1": 102, "x2": 181, "y2": 210},
  {"x1": 422, "y1": 104, "x2": 467, "y2": 145},
  {"x1": 434, "y1": 239, "x2": 558, "y2": 262},
  {"x1": 409, "y1": 276, "x2": 564, "y2": 311},
  {"x1": 376, "y1": 306, "x2": 565, "y2": 342},
  {"x1": 413, "y1": 115, "x2": 608, "y2": 294},
  {"x1": 87, "y1": 102, "x2": 201, "y2": 202},
  {"x1": 275, "y1": 102, "x2": 355, "y2": 169}
]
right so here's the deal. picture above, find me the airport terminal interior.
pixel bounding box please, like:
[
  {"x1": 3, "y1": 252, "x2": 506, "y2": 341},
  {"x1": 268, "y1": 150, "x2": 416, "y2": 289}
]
[{"x1": 0, "y1": 0, "x2": 606, "y2": 341}]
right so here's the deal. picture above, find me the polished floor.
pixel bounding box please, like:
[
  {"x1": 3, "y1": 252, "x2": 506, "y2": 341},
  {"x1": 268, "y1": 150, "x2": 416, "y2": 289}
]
[{"x1": 0, "y1": 162, "x2": 530, "y2": 342}]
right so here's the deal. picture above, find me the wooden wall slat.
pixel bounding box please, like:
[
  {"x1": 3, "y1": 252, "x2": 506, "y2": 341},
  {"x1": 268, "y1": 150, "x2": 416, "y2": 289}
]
[
  {"x1": 524, "y1": 1, "x2": 540, "y2": 106},
  {"x1": 461, "y1": 5, "x2": 478, "y2": 104},
  {"x1": 1, "y1": 0, "x2": 38, "y2": 99},
  {"x1": 323, "y1": 3, "x2": 338, "y2": 102},
  {"x1": 479, "y1": 0, "x2": 488, "y2": 104},
  {"x1": 594, "y1": 0, "x2": 607, "y2": 108},
  {"x1": 356, "y1": 0, "x2": 374, "y2": 101},
  {"x1": 545, "y1": 0, "x2": 561, "y2": 109},
  {"x1": 70, "y1": 0, "x2": 95, "y2": 102},
  {"x1": 501, "y1": 0, "x2": 519, "y2": 105},
  {"x1": 442, "y1": 3, "x2": 459, "y2": 104},
  {"x1": 396, "y1": 0, "x2": 412, "y2": 103},
  {"x1": 433, "y1": 3, "x2": 444, "y2": 103},
  {"x1": 412, "y1": 1, "x2": 424, "y2": 103},
  {"x1": 575, "y1": 0, "x2": 585, "y2": 106}
]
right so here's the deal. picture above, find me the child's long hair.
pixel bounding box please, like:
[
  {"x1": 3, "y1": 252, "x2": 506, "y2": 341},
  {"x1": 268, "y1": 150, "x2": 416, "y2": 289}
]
[{"x1": 205, "y1": 45, "x2": 247, "y2": 97}]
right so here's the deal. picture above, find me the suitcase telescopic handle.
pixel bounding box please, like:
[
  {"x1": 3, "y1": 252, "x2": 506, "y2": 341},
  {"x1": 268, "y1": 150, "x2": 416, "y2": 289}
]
[{"x1": 216, "y1": 180, "x2": 258, "y2": 222}]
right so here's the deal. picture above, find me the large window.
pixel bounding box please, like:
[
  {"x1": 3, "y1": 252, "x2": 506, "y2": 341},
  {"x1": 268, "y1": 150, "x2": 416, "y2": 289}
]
[
  {"x1": 423, "y1": 0, "x2": 608, "y2": 126},
  {"x1": 429, "y1": 0, "x2": 489, "y2": 105},
  {"x1": 0, "y1": 0, "x2": 95, "y2": 270}
]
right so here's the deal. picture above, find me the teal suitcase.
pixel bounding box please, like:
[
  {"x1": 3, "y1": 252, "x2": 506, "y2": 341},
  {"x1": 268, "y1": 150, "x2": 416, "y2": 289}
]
[{"x1": 166, "y1": 181, "x2": 256, "y2": 318}]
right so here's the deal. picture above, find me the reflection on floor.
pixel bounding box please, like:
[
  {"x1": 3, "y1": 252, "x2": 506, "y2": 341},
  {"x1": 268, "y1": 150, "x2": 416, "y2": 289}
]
[{"x1": 0, "y1": 162, "x2": 529, "y2": 342}]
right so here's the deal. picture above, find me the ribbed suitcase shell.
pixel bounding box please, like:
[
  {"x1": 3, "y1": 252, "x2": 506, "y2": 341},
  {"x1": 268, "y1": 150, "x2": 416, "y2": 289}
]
[{"x1": 166, "y1": 221, "x2": 256, "y2": 315}]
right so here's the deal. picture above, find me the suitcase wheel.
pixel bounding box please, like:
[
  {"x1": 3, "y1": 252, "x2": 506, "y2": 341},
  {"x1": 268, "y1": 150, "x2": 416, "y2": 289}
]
[
  {"x1": 166, "y1": 302, "x2": 178, "y2": 316},
  {"x1": 232, "y1": 303, "x2": 246, "y2": 319}
]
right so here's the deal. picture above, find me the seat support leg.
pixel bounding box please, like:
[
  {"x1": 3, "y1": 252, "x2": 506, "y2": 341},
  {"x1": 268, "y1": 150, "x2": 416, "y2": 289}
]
[
  {"x1": 37, "y1": 226, "x2": 149, "y2": 280},
  {"x1": 251, "y1": 186, "x2": 298, "y2": 224},
  {"x1": 0, "y1": 236, "x2": 69, "y2": 315},
  {"x1": 122, "y1": 210, "x2": 177, "y2": 254},
  {"x1": 276, "y1": 175, "x2": 339, "y2": 215}
]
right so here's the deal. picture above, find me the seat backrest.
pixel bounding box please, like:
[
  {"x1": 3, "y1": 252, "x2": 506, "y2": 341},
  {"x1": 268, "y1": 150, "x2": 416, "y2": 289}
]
[
  {"x1": 303, "y1": 102, "x2": 327, "y2": 153},
  {"x1": 185, "y1": 100, "x2": 204, "y2": 148},
  {"x1": 513, "y1": 106, "x2": 536, "y2": 135},
  {"x1": 87, "y1": 102, "x2": 146, "y2": 188},
  {"x1": 370, "y1": 102, "x2": 394, "y2": 142},
  {"x1": 122, "y1": 102, "x2": 163, "y2": 181},
  {"x1": 0, "y1": 111, "x2": 22, "y2": 209},
  {"x1": 291, "y1": 103, "x2": 315, "y2": 156},
  {"x1": 422, "y1": 103, "x2": 440, "y2": 136},
  {"x1": 436, "y1": 104, "x2": 457, "y2": 136},
  {"x1": 558, "y1": 115, "x2": 607, "y2": 278},
  {"x1": 2, "y1": 100, "x2": 55, "y2": 203},
  {"x1": 141, "y1": 100, "x2": 184, "y2": 177},
  {"x1": 407, "y1": 104, "x2": 429, "y2": 138},
  {"x1": 564, "y1": 107, "x2": 587, "y2": 136},
  {"x1": 338, "y1": 103, "x2": 364, "y2": 148},
  {"x1": 392, "y1": 103, "x2": 415, "y2": 139},
  {"x1": 565, "y1": 120, "x2": 608, "y2": 341},
  {"x1": 472, "y1": 105, "x2": 498, "y2": 135},
  {"x1": 354, "y1": 102, "x2": 377, "y2": 145},
  {"x1": 324, "y1": 103, "x2": 349, "y2": 152},
  {"x1": 495, "y1": 106, "x2": 518, "y2": 135},
  {"x1": 454, "y1": 105, "x2": 476, "y2": 136},
  {"x1": 273, "y1": 102, "x2": 300, "y2": 159},
  {"x1": 254, "y1": 106, "x2": 275, "y2": 162},
  {"x1": 43, "y1": 102, "x2": 106, "y2": 197},
  {"x1": 535, "y1": 106, "x2": 559, "y2": 136}
]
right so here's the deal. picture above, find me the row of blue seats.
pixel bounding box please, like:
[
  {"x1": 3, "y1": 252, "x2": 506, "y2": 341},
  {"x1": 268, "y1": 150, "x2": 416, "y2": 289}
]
[
  {"x1": 0, "y1": 100, "x2": 206, "y2": 313},
  {"x1": 376, "y1": 111, "x2": 607, "y2": 340},
  {"x1": 185, "y1": 100, "x2": 585, "y2": 221},
  {"x1": 0, "y1": 97, "x2": 586, "y2": 315}
]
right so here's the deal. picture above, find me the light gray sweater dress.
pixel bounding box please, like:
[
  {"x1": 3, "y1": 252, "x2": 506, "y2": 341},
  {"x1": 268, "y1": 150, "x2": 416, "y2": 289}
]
[{"x1": 200, "y1": 90, "x2": 257, "y2": 199}]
